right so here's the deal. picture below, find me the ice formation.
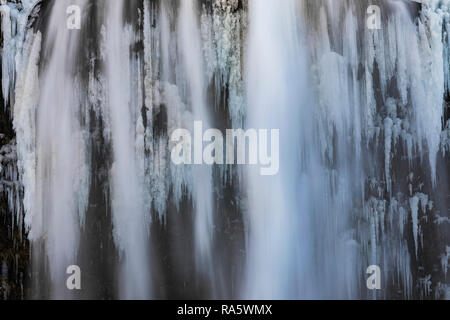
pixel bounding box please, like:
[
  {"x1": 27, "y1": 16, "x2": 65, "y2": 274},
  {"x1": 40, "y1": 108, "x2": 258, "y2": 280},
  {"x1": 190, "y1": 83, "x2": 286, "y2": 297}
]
[{"x1": 0, "y1": 0, "x2": 448, "y2": 299}]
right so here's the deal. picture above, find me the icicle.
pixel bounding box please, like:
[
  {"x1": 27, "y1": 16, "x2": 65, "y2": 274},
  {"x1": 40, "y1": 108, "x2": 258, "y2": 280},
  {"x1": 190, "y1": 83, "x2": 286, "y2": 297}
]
[
  {"x1": 200, "y1": 0, "x2": 247, "y2": 127},
  {"x1": 13, "y1": 31, "x2": 41, "y2": 231},
  {"x1": 409, "y1": 196, "x2": 420, "y2": 257},
  {"x1": 1, "y1": 0, "x2": 40, "y2": 106},
  {"x1": 1, "y1": 3, "x2": 13, "y2": 105},
  {"x1": 441, "y1": 246, "x2": 449, "y2": 277}
]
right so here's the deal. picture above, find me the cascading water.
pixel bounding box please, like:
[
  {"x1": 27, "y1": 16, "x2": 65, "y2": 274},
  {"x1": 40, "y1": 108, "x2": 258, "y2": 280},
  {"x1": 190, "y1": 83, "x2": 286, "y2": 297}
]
[
  {"x1": 19, "y1": 0, "x2": 90, "y2": 298},
  {"x1": 104, "y1": 1, "x2": 150, "y2": 299},
  {"x1": 0, "y1": 0, "x2": 448, "y2": 300},
  {"x1": 177, "y1": 0, "x2": 217, "y2": 296},
  {"x1": 244, "y1": 0, "x2": 316, "y2": 299},
  {"x1": 103, "y1": 0, "x2": 151, "y2": 299}
]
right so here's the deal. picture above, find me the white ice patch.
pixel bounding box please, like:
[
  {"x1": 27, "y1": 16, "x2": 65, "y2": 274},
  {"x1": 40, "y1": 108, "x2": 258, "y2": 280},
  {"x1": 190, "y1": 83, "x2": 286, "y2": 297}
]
[{"x1": 12, "y1": 31, "x2": 41, "y2": 232}]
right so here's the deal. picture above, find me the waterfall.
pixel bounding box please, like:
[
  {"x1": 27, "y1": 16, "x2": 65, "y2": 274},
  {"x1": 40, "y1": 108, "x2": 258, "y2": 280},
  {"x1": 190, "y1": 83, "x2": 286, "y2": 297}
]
[
  {"x1": 177, "y1": 0, "x2": 218, "y2": 296},
  {"x1": 103, "y1": 0, "x2": 151, "y2": 300},
  {"x1": 245, "y1": 0, "x2": 315, "y2": 299},
  {"x1": 21, "y1": 0, "x2": 90, "y2": 298},
  {"x1": 0, "y1": 0, "x2": 448, "y2": 300}
]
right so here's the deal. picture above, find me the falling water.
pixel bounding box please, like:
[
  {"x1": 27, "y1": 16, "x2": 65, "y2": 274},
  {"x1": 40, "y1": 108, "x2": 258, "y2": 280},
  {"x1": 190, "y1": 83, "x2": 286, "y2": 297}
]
[
  {"x1": 177, "y1": 0, "x2": 216, "y2": 295},
  {"x1": 245, "y1": 0, "x2": 315, "y2": 299},
  {"x1": 0, "y1": 0, "x2": 449, "y2": 300},
  {"x1": 27, "y1": 0, "x2": 89, "y2": 298},
  {"x1": 103, "y1": 0, "x2": 151, "y2": 299}
]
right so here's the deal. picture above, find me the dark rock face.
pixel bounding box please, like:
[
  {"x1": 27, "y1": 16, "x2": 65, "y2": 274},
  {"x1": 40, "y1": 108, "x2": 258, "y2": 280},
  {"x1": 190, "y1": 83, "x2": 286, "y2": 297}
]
[
  {"x1": 0, "y1": 0, "x2": 32, "y2": 301},
  {"x1": 0, "y1": 137, "x2": 29, "y2": 299}
]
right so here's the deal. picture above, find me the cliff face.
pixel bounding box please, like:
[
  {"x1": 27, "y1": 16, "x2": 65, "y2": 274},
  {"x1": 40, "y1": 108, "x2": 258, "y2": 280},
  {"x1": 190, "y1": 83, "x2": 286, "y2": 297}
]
[
  {"x1": 0, "y1": 0, "x2": 449, "y2": 300},
  {"x1": 0, "y1": 135, "x2": 29, "y2": 300},
  {"x1": 0, "y1": 0, "x2": 34, "y2": 300}
]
